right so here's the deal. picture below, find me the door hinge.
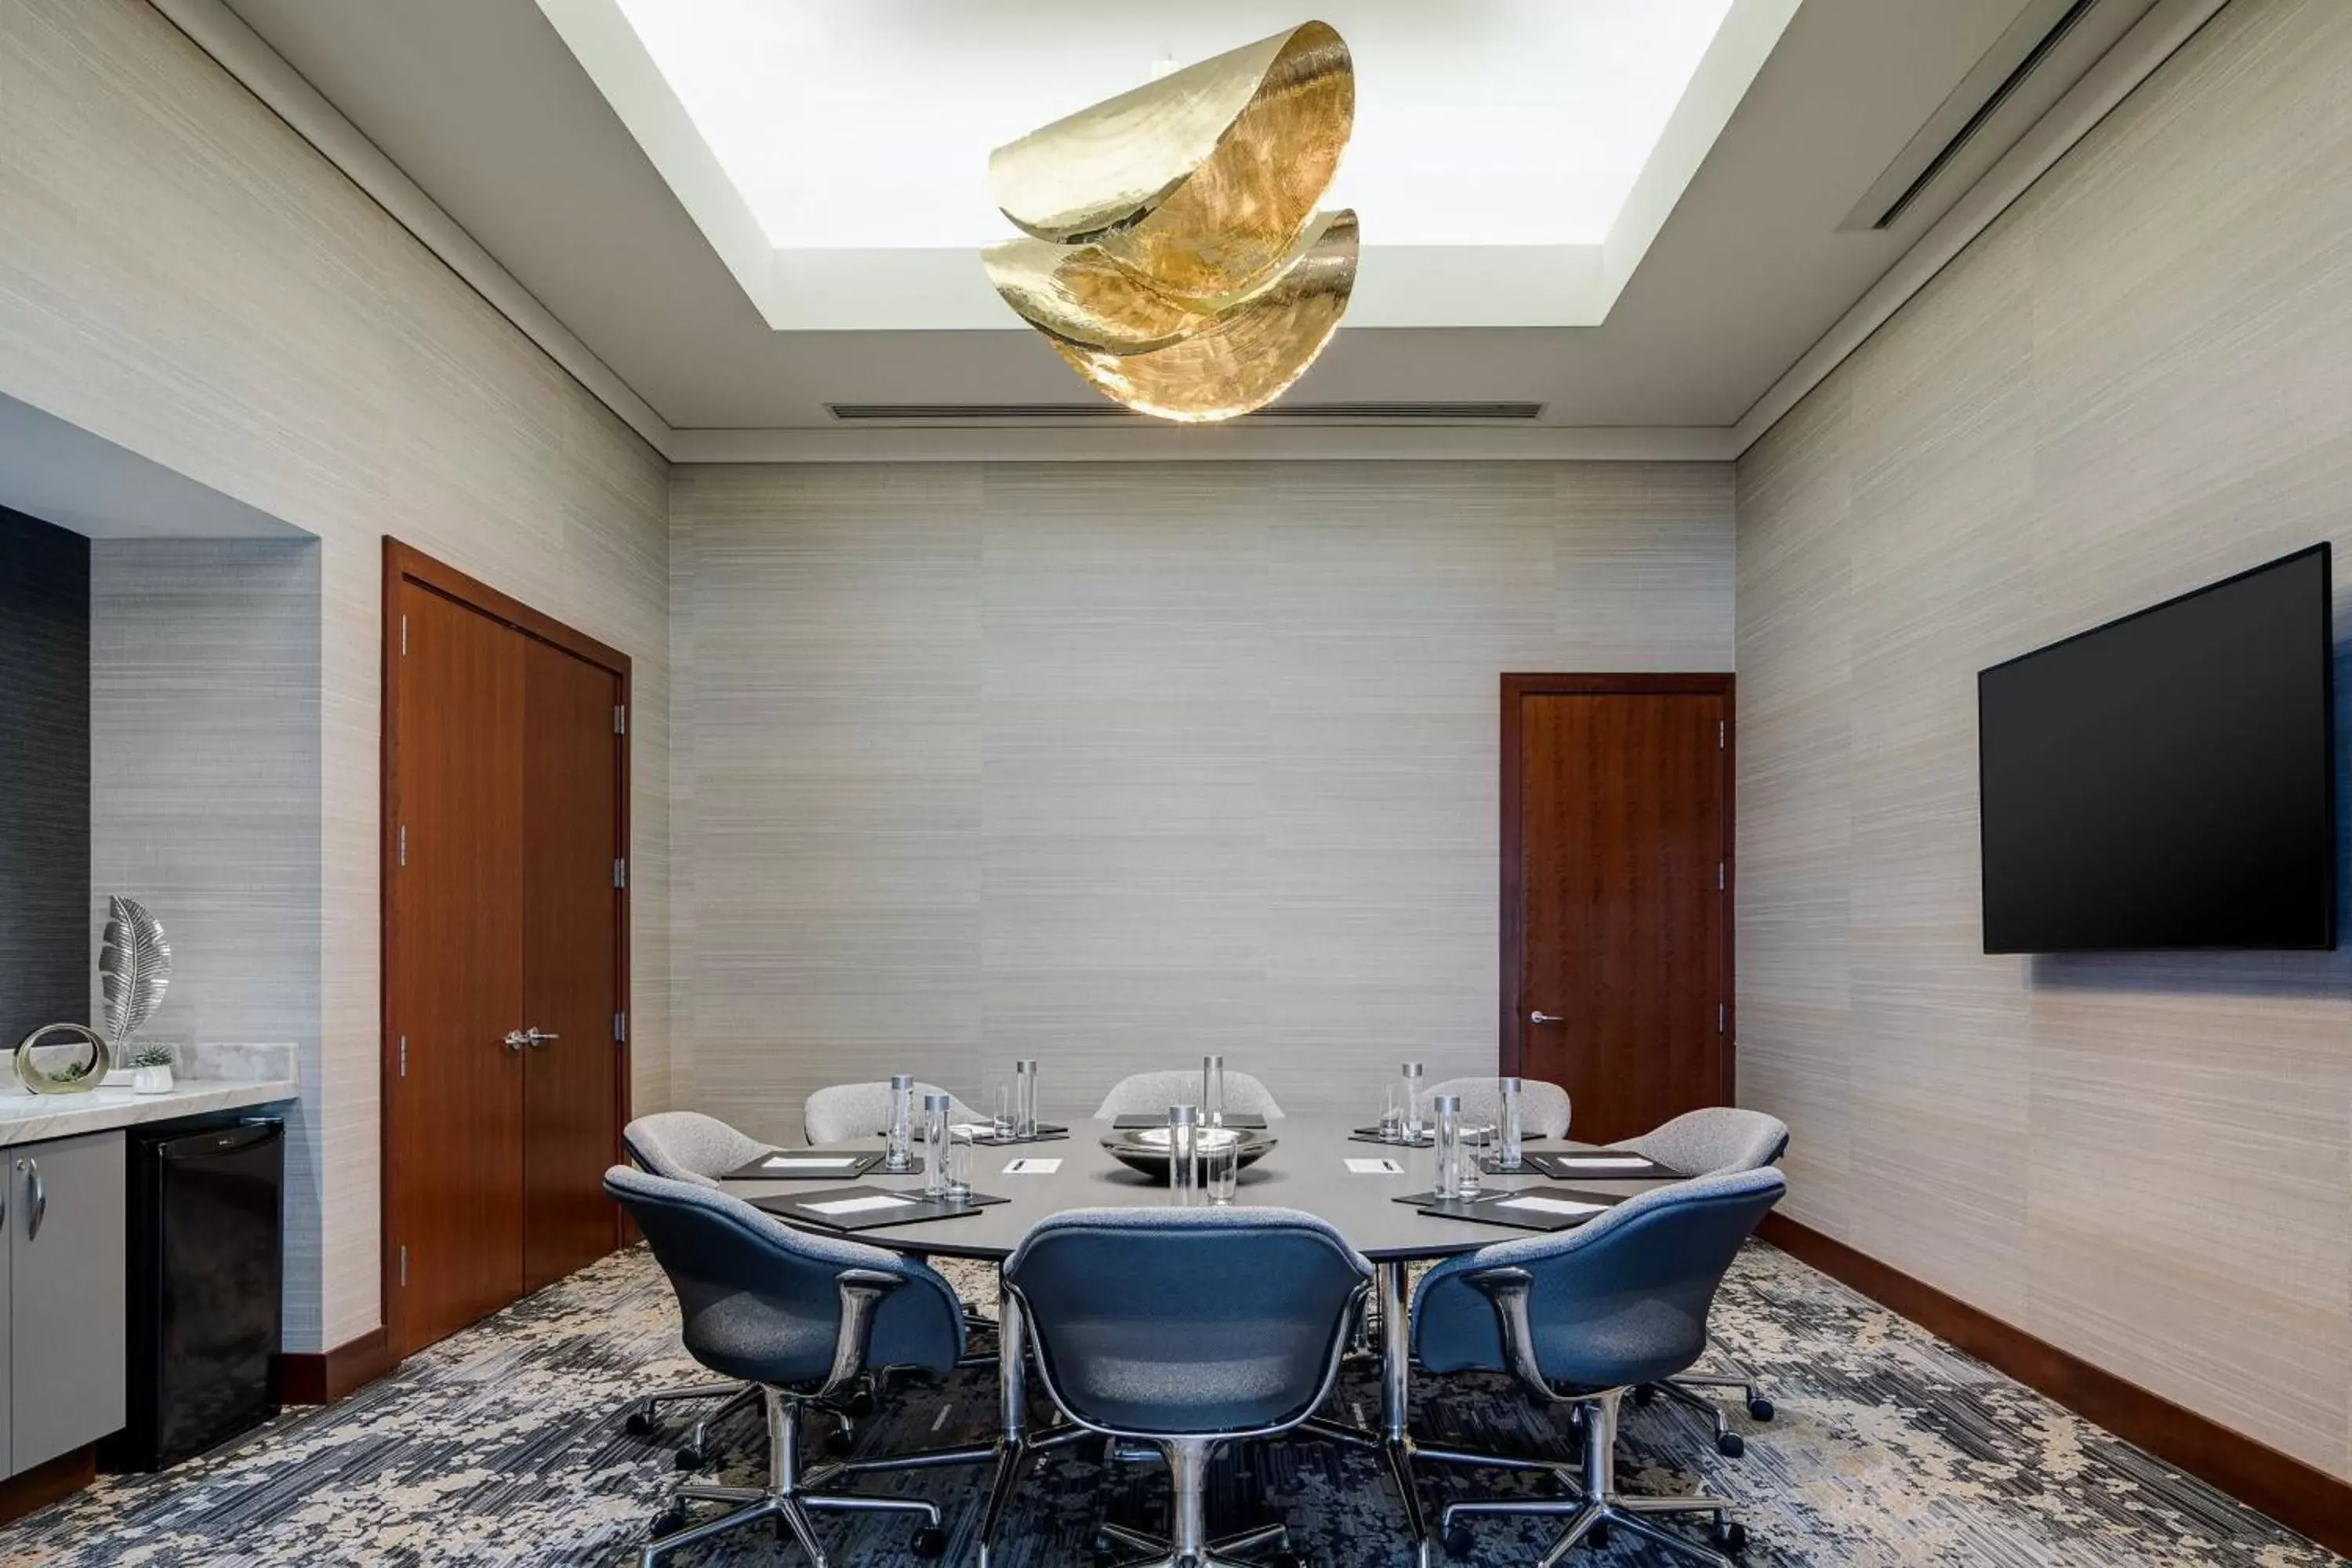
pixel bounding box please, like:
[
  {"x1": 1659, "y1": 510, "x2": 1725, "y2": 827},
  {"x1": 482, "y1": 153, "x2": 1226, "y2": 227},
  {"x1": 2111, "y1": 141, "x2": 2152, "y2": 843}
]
[
  {"x1": 613, "y1": 1011, "x2": 628, "y2": 1044},
  {"x1": 1717, "y1": 1003, "x2": 1726, "y2": 1034},
  {"x1": 399, "y1": 1244, "x2": 408, "y2": 1287},
  {"x1": 1718, "y1": 861, "x2": 1726, "y2": 891},
  {"x1": 397, "y1": 825, "x2": 407, "y2": 867},
  {"x1": 614, "y1": 703, "x2": 628, "y2": 735},
  {"x1": 612, "y1": 857, "x2": 628, "y2": 890},
  {"x1": 400, "y1": 613, "x2": 408, "y2": 656},
  {"x1": 398, "y1": 1036, "x2": 407, "y2": 1078}
]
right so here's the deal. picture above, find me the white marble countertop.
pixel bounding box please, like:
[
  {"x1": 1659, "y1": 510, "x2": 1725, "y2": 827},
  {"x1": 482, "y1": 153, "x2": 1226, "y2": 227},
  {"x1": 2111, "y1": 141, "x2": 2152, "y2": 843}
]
[{"x1": 0, "y1": 1079, "x2": 299, "y2": 1149}]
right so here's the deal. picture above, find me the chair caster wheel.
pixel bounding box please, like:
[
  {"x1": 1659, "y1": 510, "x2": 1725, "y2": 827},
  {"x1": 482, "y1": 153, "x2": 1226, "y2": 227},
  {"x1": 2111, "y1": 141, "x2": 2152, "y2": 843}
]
[
  {"x1": 622, "y1": 1410, "x2": 656, "y2": 1437},
  {"x1": 844, "y1": 1388, "x2": 877, "y2": 1417},
  {"x1": 1713, "y1": 1519, "x2": 1748, "y2": 1555},
  {"x1": 910, "y1": 1525, "x2": 947, "y2": 1558},
  {"x1": 823, "y1": 1425, "x2": 853, "y2": 1457},
  {"x1": 672, "y1": 1445, "x2": 706, "y2": 1472},
  {"x1": 1748, "y1": 1396, "x2": 1775, "y2": 1422},
  {"x1": 1443, "y1": 1524, "x2": 1475, "y2": 1559},
  {"x1": 1587, "y1": 1522, "x2": 1610, "y2": 1548},
  {"x1": 1716, "y1": 1430, "x2": 1746, "y2": 1458},
  {"x1": 648, "y1": 1505, "x2": 686, "y2": 1538}
]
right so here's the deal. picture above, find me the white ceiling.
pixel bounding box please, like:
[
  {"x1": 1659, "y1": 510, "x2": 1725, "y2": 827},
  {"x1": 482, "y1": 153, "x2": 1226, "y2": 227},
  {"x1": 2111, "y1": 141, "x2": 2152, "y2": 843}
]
[{"x1": 209, "y1": 0, "x2": 2177, "y2": 441}]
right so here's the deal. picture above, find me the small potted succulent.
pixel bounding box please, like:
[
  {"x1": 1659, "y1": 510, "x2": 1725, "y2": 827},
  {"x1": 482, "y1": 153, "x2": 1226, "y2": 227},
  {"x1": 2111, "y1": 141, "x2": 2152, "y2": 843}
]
[{"x1": 129, "y1": 1044, "x2": 176, "y2": 1095}]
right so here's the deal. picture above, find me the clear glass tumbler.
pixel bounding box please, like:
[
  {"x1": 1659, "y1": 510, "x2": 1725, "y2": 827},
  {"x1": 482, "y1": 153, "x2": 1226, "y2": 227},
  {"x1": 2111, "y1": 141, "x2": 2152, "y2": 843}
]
[
  {"x1": 1204, "y1": 1132, "x2": 1239, "y2": 1205},
  {"x1": 1497, "y1": 1076, "x2": 1524, "y2": 1171},
  {"x1": 1378, "y1": 1083, "x2": 1405, "y2": 1143},
  {"x1": 884, "y1": 1073, "x2": 916, "y2": 1171},
  {"x1": 1431, "y1": 1093, "x2": 1462, "y2": 1199},
  {"x1": 1458, "y1": 1123, "x2": 1490, "y2": 1200},
  {"x1": 992, "y1": 1082, "x2": 1014, "y2": 1142},
  {"x1": 945, "y1": 1127, "x2": 975, "y2": 1200},
  {"x1": 922, "y1": 1092, "x2": 953, "y2": 1198},
  {"x1": 1203, "y1": 1054, "x2": 1226, "y2": 1127}
]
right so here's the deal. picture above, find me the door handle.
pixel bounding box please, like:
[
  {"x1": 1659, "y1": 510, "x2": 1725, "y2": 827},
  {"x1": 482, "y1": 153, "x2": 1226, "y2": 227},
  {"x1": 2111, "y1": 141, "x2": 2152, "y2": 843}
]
[
  {"x1": 503, "y1": 1030, "x2": 530, "y2": 1052},
  {"x1": 20, "y1": 1158, "x2": 45, "y2": 1240},
  {"x1": 522, "y1": 1029, "x2": 559, "y2": 1050},
  {"x1": 1529, "y1": 1011, "x2": 1565, "y2": 1026}
]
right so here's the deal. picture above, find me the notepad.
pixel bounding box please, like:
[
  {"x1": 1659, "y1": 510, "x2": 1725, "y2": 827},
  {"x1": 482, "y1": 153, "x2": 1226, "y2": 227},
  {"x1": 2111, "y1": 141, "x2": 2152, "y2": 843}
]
[
  {"x1": 1495, "y1": 1195, "x2": 1606, "y2": 1218},
  {"x1": 804, "y1": 1194, "x2": 917, "y2": 1216},
  {"x1": 759, "y1": 1156, "x2": 861, "y2": 1171},
  {"x1": 1346, "y1": 1157, "x2": 1403, "y2": 1174},
  {"x1": 1552, "y1": 1156, "x2": 1653, "y2": 1172},
  {"x1": 1004, "y1": 1158, "x2": 1062, "y2": 1174}
]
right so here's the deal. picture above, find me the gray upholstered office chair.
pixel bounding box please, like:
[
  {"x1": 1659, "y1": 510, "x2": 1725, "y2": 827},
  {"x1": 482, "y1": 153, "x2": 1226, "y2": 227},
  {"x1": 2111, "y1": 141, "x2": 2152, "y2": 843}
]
[
  {"x1": 803, "y1": 1081, "x2": 978, "y2": 1145},
  {"x1": 1424, "y1": 1076, "x2": 1573, "y2": 1139},
  {"x1": 1001, "y1": 1206, "x2": 1370, "y2": 1568},
  {"x1": 1414, "y1": 1168, "x2": 1787, "y2": 1566},
  {"x1": 1608, "y1": 1107, "x2": 1790, "y2": 1456},
  {"x1": 607, "y1": 1167, "x2": 989, "y2": 1567},
  {"x1": 620, "y1": 1112, "x2": 773, "y2": 1465},
  {"x1": 1091, "y1": 1069, "x2": 1286, "y2": 1121}
]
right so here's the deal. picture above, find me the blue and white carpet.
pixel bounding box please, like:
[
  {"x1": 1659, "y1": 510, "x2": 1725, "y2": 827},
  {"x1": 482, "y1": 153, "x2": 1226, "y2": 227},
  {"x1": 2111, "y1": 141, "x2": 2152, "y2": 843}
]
[{"x1": 0, "y1": 1243, "x2": 2335, "y2": 1566}]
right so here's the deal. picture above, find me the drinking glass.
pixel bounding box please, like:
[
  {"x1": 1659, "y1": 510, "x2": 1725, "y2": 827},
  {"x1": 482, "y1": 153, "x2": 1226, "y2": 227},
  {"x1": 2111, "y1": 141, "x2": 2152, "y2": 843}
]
[
  {"x1": 1167, "y1": 1105, "x2": 1201, "y2": 1202},
  {"x1": 1431, "y1": 1093, "x2": 1462, "y2": 1199},
  {"x1": 1400, "y1": 1062, "x2": 1427, "y2": 1142},
  {"x1": 1458, "y1": 1122, "x2": 1491, "y2": 1200},
  {"x1": 1014, "y1": 1058, "x2": 1039, "y2": 1138},
  {"x1": 1377, "y1": 1083, "x2": 1405, "y2": 1143},
  {"x1": 1204, "y1": 1131, "x2": 1239, "y2": 1205},
  {"x1": 884, "y1": 1073, "x2": 916, "y2": 1172},
  {"x1": 922, "y1": 1092, "x2": 953, "y2": 1199},
  {"x1": 992, "y1": 1082, "x2": 1014, "y2": 1142},
  {"x1": 1497, "y1": 1076, "x2": 1525, "y2": 1171},
  {"x1": 945, "y1": 1128, "x2": 975, "y2": 1200},
  {"x1": 1203, "y1": 1054, "x2": 1226, "y2": 1127}
]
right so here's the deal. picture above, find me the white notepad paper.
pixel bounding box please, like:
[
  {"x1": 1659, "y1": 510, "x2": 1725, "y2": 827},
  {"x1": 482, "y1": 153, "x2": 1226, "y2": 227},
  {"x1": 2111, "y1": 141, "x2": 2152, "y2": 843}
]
[
  {"x1": 805, "y1": 1194, "x2": 917, "y2": 1216},
  {"x1": 762, "y1": 1156, "x2": 858, "y2": 1171},
  {"x1": 1557, "y1": 1156, "x2": 1652, "y2": 1171},
  {"x1": 1496, "y1": 1196, "x2": 1606, "y2": 1218},
  {"x1": 1004, "y1": 1158, "x2": 1062, "y2": 1175},
  {"x1": 1345, "y1": 1158, "x2": 1403, "y2": 1174}
]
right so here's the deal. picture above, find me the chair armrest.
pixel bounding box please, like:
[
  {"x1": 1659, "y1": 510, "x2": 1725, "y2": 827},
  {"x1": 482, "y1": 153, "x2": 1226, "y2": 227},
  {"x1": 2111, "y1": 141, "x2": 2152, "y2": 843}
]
[
  {"x1": 820, "y1": 1268, "x2": 910, "y2": 1399},
  {"x1": 1463, "y1": 1265, "x2": 1563, "y2": 1404}
]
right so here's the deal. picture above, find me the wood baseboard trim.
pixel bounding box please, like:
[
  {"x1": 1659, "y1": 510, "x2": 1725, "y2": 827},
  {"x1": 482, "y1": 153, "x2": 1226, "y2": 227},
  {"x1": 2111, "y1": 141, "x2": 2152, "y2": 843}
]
[
  {"x1": 278, "y1": 1325, "x2": 398, "y2": 1406},
  {"x1": 1759, "y1": 1212, "x2": 2352, "y2": 1555},
  {"x1": 0, "y1": 1444, "x2": 96, "y2": 1526}
]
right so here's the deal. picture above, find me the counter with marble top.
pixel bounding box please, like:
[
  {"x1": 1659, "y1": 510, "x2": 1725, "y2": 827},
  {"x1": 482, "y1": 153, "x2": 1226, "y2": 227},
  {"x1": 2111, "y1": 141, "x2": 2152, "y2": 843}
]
[{"x1": 0, "y1": 1077, "x2": 299, "y2": 1149}]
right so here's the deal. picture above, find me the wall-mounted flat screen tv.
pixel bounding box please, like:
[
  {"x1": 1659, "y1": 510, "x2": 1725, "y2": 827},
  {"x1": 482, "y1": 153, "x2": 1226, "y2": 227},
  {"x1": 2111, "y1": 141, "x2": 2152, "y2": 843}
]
[{"x1": 1978, "y1": 543, "x2": 2336, "y2": 953}]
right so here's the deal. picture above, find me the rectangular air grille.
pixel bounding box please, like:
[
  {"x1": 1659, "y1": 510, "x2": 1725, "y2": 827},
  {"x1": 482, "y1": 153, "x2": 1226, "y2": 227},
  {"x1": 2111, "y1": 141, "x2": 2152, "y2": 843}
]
[{"x1": 826, "y1": 401, "x2": 1545, "y2": 424}]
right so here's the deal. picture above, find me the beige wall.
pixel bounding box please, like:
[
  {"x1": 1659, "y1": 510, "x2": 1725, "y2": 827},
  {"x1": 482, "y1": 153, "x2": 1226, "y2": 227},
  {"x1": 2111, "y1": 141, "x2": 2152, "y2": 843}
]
[
  {"x1": 1737, "y1": 0, "x2": 2352, "y2": 1480},
  {"x1": 672, "y1": 460, "x2": 1733, "y2": 1140},
  {"x1": 0, "y1": 0, "x2": 670, "y2": 1350}
]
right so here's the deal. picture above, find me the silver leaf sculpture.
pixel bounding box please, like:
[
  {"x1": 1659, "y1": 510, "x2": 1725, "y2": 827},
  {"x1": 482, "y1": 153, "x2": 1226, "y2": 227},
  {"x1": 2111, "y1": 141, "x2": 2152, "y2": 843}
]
[{"x1": 100, "y1": 895, "x2": 172, "y2": 1047}]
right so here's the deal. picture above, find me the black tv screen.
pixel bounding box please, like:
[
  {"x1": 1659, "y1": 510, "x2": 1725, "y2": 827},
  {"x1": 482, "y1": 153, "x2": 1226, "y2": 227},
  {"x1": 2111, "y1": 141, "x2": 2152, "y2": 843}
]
[{"x1": 1979, "y1": 544, "x2": 2336, "y2": 953}]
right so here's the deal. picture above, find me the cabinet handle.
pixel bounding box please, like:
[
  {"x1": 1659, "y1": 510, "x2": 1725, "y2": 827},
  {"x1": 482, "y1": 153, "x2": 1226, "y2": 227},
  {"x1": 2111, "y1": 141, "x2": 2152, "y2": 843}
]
[{"x1": 20, "y1": 1157, "x2": 44, "y2": 1240}]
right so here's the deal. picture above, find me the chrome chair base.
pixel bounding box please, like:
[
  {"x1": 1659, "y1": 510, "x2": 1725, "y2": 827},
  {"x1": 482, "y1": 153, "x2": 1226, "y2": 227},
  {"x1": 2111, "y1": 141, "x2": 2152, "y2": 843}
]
[
  {"x1": 1657, "y1": 1358, "x2": 1775, "y2": 1457},
  {"x1": 1093, "y1": 1438, "x2": 1294, "y2": 1568},
  {"x1": 640, "y1": 1387, "x2": 963, "y2": 1568},
  {"x1": 1435, "y1": 1388, "x2": 1747, "y2": 1568}
]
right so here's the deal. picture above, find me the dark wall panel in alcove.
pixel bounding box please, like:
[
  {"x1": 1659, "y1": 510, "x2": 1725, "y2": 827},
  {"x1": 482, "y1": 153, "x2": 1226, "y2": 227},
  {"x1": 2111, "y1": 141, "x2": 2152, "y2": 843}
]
[{"x1": 0, "y1": 506, "x2": 90, "y2": 1051}]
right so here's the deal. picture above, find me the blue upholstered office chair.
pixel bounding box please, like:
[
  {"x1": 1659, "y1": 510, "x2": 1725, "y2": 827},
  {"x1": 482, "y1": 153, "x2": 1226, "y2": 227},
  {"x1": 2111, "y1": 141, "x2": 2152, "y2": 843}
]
[
  {"x1": 1414, "y1": 1168, "x2": 1786, "y2": 1566},
  {"x1": 1609, "y1": 1108, "x2": 1791, "y2": 1457},
  {"x1": 607, "y1": 1166, "x2": 988, "y2": 1567},
  {"x1": 619, "y1": 1112, "x2": 772, "y2": 1466},
  {"x1": 1002, "y1": 1206, "x2": 1371, "y2": 1568},
  {"x1": 1092, "y1": 1069, "x2": 1286, "y2": 1120}
]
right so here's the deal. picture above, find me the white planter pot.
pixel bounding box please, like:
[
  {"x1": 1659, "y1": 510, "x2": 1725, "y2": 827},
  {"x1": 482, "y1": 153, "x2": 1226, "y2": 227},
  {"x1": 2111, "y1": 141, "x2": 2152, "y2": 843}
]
[{"x1": 132, "y1": 1065, "x2": 174, "y2": 1095}]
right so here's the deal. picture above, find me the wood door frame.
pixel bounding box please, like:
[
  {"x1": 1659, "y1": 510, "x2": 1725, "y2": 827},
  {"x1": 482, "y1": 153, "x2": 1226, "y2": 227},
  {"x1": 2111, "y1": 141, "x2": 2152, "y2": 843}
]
[
  {"x1": 1498, "y1": 673, "x2": 1736, "y2": 1098},
  {"x1": 379, "y1": 539, "x2": 632, "y2": 1357}
]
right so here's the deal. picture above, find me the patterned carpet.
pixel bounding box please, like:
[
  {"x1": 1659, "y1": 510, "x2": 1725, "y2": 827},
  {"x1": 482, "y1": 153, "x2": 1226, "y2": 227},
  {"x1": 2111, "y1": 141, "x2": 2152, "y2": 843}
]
[{"x1": 1, "y1": 1242, "x2": 2336, "y2": 1567}]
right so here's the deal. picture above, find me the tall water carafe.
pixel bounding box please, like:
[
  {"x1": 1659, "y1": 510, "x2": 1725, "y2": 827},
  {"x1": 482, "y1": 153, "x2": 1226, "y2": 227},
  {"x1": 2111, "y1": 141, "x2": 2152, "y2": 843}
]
[
  {"x1": 884, "y1": 1073, "x2": 916, "y2": 1171},
  {"x1": 1432, "y1": 1093, "x2": 1462, "y2": 1198},
  {"x1": 1167, "y1": 1104, "x2": 1201, "y2": 1201},
  {"x1": 1399, "y1": 1062, "x2": 1427, "y2": 1142},
  {"x1": 1497, "y1": 1076, "x2": 1524, "y2": 1171},
  {"x1": 922, "y1": 1092, "x2": 953, "y2": 1198},
  {"x1": 1014, "y1": 1058, "x2": 1039, "y2": 1138},
  {"x1": 1203, "y1": 1054, "x2": 1226, "y2": 1127}
]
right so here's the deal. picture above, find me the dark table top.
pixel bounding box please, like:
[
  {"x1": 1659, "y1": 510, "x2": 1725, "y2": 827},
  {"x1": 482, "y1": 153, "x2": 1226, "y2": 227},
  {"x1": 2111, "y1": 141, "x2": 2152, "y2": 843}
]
[{"x1": 726, "y1": 1116, "x2": 1676, "y2": 1263}]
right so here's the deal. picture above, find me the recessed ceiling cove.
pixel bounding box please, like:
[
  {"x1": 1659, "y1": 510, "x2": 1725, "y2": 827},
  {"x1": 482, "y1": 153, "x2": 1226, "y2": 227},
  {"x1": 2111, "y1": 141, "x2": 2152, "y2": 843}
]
[{"x1": 534, "y1": 0, "x2": 1802, "y2": 332}]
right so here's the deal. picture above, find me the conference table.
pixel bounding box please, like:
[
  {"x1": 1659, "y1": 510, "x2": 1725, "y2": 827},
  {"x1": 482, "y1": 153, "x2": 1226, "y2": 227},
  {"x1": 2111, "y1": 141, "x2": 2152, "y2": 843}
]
[{"x1": 730, "y1": 1114, "x2": 1682, "y2": 1566}]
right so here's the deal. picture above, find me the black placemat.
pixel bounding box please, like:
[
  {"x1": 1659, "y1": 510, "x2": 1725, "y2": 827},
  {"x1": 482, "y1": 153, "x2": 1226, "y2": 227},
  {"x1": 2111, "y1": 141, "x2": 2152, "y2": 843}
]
[
  {"x1": 753, "y1": 1185, "x2": 1009, "y2": 1232},
  {"x1": 964, "y1": 1123, "x2": 1071, "y2": 1147},
  {"x1": 721, "y1": 1149, "x2": 881, "y2": 1182},
  {"x1": 1393, "y1": 1185, "x2": 1631, "y2": 1232},
  {"x1": 1508, "y1": 1150, "x2": 1683, "y2": 1182},
  {"x1": 1351, "y1": 1127, "x2": 1436, "y2": 1149},
  {"x1": 1113, "y1": 1113, "x2": 1267, "y2": 1130}
]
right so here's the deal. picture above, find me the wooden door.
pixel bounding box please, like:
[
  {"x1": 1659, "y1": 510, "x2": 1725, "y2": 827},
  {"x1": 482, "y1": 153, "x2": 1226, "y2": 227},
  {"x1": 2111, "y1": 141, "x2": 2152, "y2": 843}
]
[
  {"x1": 387, "y1": 579, "x2": 527, "y2": 1354},
  {"x1": 520, "y1": 637, "x2": 623, "y2": 1291},
  {"x1": 383, "y1": 542, "x2": 630, "y2": 1360},
  {"x1": 1501, "y1": 675, "x2": 1732, "y2": 1145}
]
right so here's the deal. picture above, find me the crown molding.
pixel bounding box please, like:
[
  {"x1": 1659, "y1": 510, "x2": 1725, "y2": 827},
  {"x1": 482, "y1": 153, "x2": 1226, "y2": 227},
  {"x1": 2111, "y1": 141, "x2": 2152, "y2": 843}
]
[
  {"x1": 147, "y1": 0, "x2": 677, "y2": 459},
  {"x1": 665, "y1": 425, "x2": 1744, "y2": 466},
  {"x1": 1730, "y1": 0, "x2": 2232, "y2": 455}
]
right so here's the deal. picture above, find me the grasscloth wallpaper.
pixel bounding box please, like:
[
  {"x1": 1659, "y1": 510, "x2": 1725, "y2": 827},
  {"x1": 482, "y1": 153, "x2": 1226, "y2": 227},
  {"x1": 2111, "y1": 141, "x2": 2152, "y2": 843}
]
[
  {"x1": 672, "y1": 461, "x2": 1733, "y2": 1138},
  {"x1": 1737, "y1": 0, "x2": 2352, "y2": 1482},
  {"x1": 0, "y1": 0, "x2": 670, "y2": 1351}
]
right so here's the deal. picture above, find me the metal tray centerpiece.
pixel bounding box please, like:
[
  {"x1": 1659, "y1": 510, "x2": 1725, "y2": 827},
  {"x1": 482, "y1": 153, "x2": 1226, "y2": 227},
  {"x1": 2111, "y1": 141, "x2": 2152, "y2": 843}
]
[{"x1": 1099, "y1": 1123, "x2": 1278, "y2": 1184}]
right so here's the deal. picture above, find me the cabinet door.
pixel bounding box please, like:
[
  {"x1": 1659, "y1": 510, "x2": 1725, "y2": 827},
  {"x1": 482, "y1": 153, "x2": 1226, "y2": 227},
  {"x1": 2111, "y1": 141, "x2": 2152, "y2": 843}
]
[{"x1": 12, "y1": 1130, "x2": 125, "y2": 1470}]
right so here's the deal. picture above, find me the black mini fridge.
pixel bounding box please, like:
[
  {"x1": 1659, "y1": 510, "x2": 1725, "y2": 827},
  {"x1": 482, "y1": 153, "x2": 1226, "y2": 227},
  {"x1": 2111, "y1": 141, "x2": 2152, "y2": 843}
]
[{"x1": 102, "y1": 1115, "x2": 285, "y2": 1472}]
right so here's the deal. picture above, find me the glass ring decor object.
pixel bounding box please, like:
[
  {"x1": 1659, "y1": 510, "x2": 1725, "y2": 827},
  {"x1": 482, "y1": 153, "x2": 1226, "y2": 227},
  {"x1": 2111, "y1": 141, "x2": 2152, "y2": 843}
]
[
  {"x1": 981, "y1": 20, "x2": 1357, "y2": 422},
  {"x1": 14, "y1": 1022, "x2": 112, "y2": 1096}
]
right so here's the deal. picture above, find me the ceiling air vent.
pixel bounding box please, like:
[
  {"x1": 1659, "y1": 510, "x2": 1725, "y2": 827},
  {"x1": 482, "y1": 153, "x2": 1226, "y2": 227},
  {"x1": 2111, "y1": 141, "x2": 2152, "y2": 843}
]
[
  {"x1": 1843, "y1": 0, "x2": 2160, "y2": 232},
  {"x1": 826, "y1": 401, "x2": 1545, "y2": 425}
]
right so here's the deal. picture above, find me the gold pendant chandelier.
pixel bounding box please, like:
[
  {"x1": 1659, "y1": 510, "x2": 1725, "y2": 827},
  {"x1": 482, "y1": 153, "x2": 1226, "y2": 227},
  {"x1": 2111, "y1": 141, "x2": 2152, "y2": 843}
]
[{"x1": 982, "y1": 21, "x2": 1357, "y2": 423}]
